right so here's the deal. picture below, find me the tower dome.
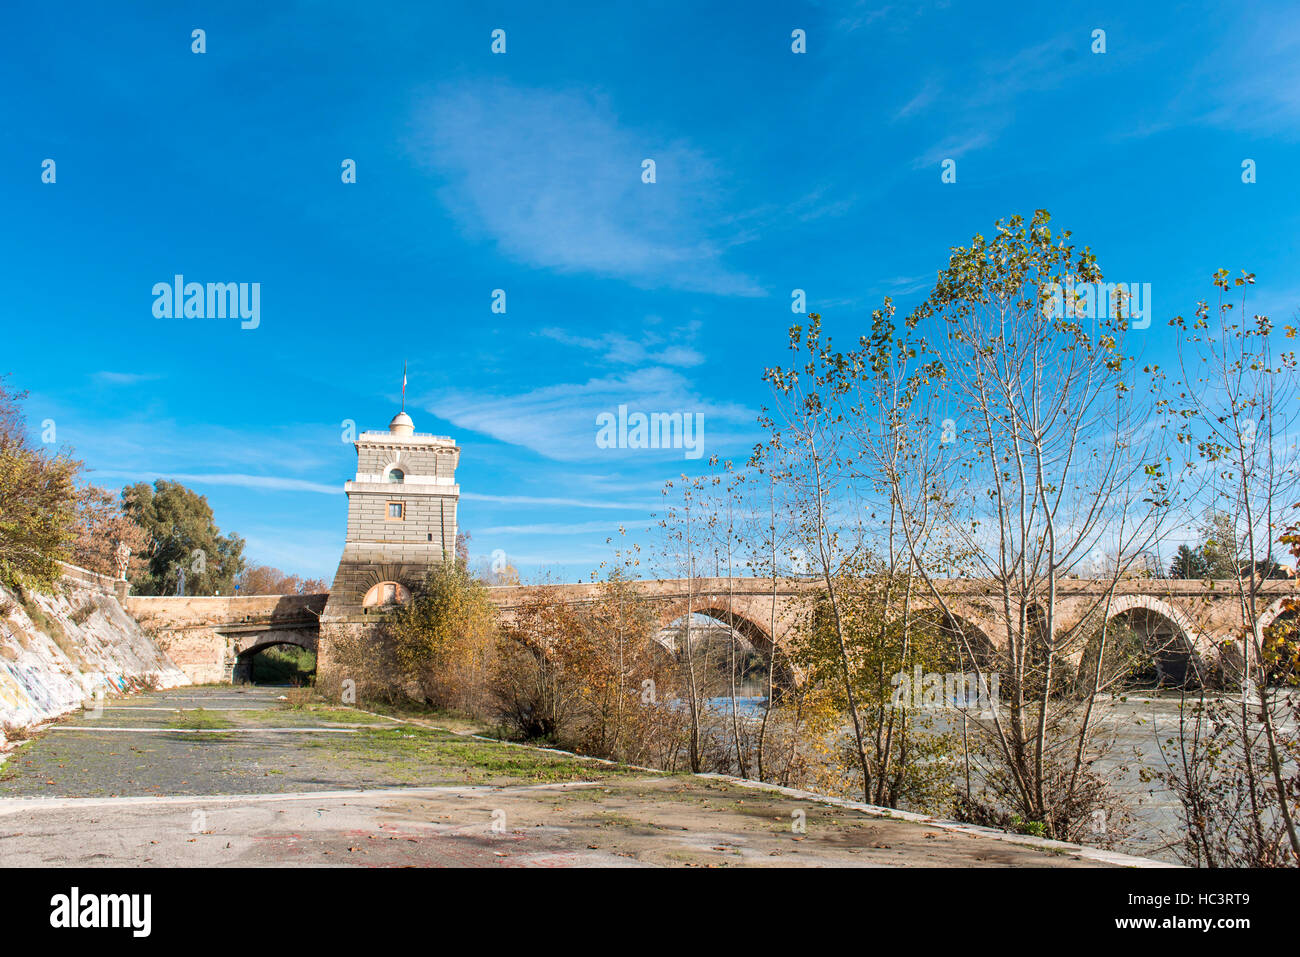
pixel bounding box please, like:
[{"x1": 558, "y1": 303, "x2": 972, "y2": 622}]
[{"x1": 389, "y1": 411, "x2": 414, "y2": 437}]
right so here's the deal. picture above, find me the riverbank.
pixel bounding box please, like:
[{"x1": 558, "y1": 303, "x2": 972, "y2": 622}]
[
  {"x1": 666, "y1": 689, "x2": 1300, "y2": 865},
  {"x1": 0, "y1": 686, "x2": 1169, "y2": 867}
]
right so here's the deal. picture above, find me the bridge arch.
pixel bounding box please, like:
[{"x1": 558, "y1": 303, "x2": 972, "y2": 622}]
[
  {"x1": 655, "y1": 601, "x2": 798, "y2": 695},
  {"x1": 231, "y1": 629, "x2": 318, "y2": 684},
  {"x1": 913, "y1": 607, "x2": 999, "y2": 671},
  {"x1": 1259, "y1": 597, "x2": 1296, "y2": 634},
  {"x1": 479, "y1": 578, "x2": 1296, "y2": 697},
  {"x1": 1258, "y1": 597, "x2": 1298, "y2": 686},
  {"x1": 1101, "y1": 594, "x2": 1204, "y2": 689},
  {"x1": 1106, "y1": 595, "x2": 1203, "y2": 643},
  {"x1": 233, "y1": 629, "x2": 317, "y2": 657}
]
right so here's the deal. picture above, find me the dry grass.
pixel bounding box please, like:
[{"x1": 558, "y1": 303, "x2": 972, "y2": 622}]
[{"x1": 284, "y1": 687, "x2": 316, "y2": 709}]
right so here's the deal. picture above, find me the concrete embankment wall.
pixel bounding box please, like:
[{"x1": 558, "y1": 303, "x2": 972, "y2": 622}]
[{"x1": 0, "y1": 563, "x2": 189, "y2": 745}]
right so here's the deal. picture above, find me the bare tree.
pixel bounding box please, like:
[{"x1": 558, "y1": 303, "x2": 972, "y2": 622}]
[
  {"x1": 1157, "y1": 272, "x2": 1300, "y2": 865},
  {"x1": 760, "y1": 315, "x2": 878, "y2": 803},
  {"x1": 881, "y1": 211, "x2": 1173, "y2": 839},
  {"x1": 658, "y1": 475, "x2": 707, "y2": 772}
]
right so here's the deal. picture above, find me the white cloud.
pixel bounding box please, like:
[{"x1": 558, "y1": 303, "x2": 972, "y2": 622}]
[
  {"x1": 537, "y1": 323, "x2": 704, "y2": 368},
  {"x1": 895, "y1": 81, "x2": 940, "y2": 120},
  {"x1": 408, "y1": 82, "x2": 765, "y2": 296},
  {"x1": 837, "y1": 2, "x2": 896, "y2": 32},
  {"x1": 909, "y1": 34, "x2": 1084, "y2": 169},
  {"x1": 462, "y1": 492, "x2": 657, "y2": 511},
  {"x1": 1199, "y1": 35, "x2": 1300, "y2": 135},
  {"x1": 92, "y1": 371, "x2": 161, "y2": 385},
  {"x1": 90, "y1": 470, "x2": 338, "y2": 495},
  {"x1": 477, "y1": 519, "x2": 645, "y2": 536},
  {"x1": 241, "y1": 528, "x2": 343, "y2": 581},
  {"x1": 24, "y1": 391, "x2": 343, "y2": 481},
  {"x1": 911, "y1": 131, "x2": 992, "y2": 170},
  {"x1": 429, "y1": 366, "x2": 756, "y2": 463}
]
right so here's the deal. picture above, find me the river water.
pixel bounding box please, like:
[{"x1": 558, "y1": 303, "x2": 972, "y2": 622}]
[
  {"x1": 1085, "y1": 693, "x2": 1295, "y2": 863},
  {"x1": 706, "y1": 692, "x2": 1299, "y2": 864}
]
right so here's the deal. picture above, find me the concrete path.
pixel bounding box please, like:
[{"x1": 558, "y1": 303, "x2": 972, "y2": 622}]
[{"x1": 0, "y1": 687, "x2": 1153, "y2": 867}]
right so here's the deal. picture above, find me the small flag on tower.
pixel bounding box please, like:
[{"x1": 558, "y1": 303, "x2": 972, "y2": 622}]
[{"x1": 401, "y1": 361, "x2": 407, "y2": 411}]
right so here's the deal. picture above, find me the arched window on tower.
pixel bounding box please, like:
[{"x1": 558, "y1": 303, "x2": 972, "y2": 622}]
[
  {"x1": 387, "y1": 467, "x2": 405, "y2": 483},
  {"x1": 362, "y1": 581, "x2": 410, "y2": 607}
]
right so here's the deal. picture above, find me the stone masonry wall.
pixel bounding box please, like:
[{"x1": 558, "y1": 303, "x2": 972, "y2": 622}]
[
  {"x1": 357, "y1": 444, "x2": 457, "y2": 478},
  {"x1": 125, "y1": 594, "x2": 327, "y2": 685},
  {"x1": 345, "y1": 490, "x2": 457, "y2": 547}
]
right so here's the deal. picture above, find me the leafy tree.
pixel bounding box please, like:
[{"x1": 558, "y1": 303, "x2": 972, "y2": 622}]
[
  {"x1": 235, "y1": 564, "x2": 328, "y2": 595},
  {"x1": 388, "y1": 560, "x2": 496, "y2": 711},
  {"x1": 0, "y1": 376, "x2": 82, "y2": 592},
  {"x1": 474, "y1": 558, "x2": 520, "y2": 585},
  {"x1": 759, "y1": 304, "x2": 961, "y2": 808},
  {"x1": 122, "y1": 479, "x2": 245, "y2": 595},
  {"x1": 1198, "y1": 510, "x2": 1243, "y2": 579},
  {"x1": 657, "y1": 473, "x2": 712, "y2": 772},
  {"x1": 565, "y1": 567, "x2": 663, "y2": 761},
  {"x1": 1169, "y1": 543, "x2": 1210, "y2": 579},
  {"x1": 790, "y1": 566, "x2": 959, "y2": 810},
  {"x1": 71, "y1": 484, "x2": 149, "y2": 579},
  {"x1": 491, "y1": 589, "x2": 584, "y2": 741},
  {"x1": 1169, "y1": 513, "x2": 1290, "y2": 581},
  {"x1": 863, "y1": 210, "x2": 1166, "y2": 841}
]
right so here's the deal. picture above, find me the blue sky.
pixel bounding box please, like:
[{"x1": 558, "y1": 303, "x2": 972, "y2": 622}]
[{"x1": 2, "y1": 1, "x2": 1298, "y2": 583}]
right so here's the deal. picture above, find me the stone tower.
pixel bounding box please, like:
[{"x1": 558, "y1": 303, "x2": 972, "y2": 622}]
[{"x1": 321, "y1": 407, "x2": 460, "y2": 625}]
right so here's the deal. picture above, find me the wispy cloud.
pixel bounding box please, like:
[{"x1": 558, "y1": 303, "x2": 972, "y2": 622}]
[
  {"x1": 1195, "y1": 21, "x2": 1300, "y2": 136},
  {"x1": 966, "y1": 37, "x2": 1080, "y2": 109},
  {"x1": 895, "y1": 80, "x2": 940, "y2": 120},
  {"x1": 537, "y1": 321, "x2": 704, "y2": 368},
  {"x1": 240, "y1": 528, "x2": 343, "y2": 580},
  {"x1": 836, "y1": 2, "x2": 897, "y2": 32},
  {"x1": 911, "y1": 131, "x2": 991, "y2": 169},
  {"x1": 429, "y1": 366, "x2": 756, "y2": 463},
  {"x1": 408, "y1": 82, "x2": 765, "y2": 296},
  {"x1": 881, "y1": 274, "x2": 934, "y2": 296},
  {"x1": 909, "y1": 34, "x2": 1084, "y2": 168},
  {"x1": 92, "y1": 371, "x2": 161, "y2": 386},
  {"x1": 462, "y1": 492, "x2": 657, "y2": 511},
  {"x1": 478, "y1": 519, "x2": 643, "y2": 536},
  {"x1": 27, "y1": 394, "x2": 340, "y2": 477},
  {"x1": 1106, "y1": 22, "x2": 1300, "y2": 142},
  {"x1": 90, "y1": 470, "x2": 338, "y2": 495}
]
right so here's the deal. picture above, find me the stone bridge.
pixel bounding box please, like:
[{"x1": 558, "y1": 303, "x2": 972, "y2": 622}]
[
  {"x1": 486, "y1": 577, "x2": 1299, "y2": 686},
  {"x1": 125, "y1": 594, "x2": 327, "y2": 684},
  {"x1": 128, "y1": 578, "x2": 1296, "y2": 687}
]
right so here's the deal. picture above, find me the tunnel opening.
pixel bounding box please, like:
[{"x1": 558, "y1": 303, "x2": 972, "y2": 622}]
[{"x1": 235, "y1": 642, "x2": 316, "y2": 686}]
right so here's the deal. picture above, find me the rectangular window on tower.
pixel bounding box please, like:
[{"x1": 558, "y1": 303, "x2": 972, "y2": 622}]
[{"x1": 387, "y1": 501, "x2": 404, "y2": 520}]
